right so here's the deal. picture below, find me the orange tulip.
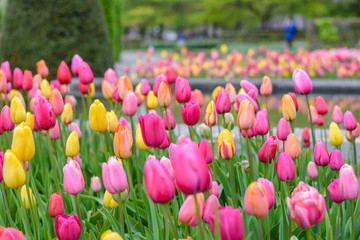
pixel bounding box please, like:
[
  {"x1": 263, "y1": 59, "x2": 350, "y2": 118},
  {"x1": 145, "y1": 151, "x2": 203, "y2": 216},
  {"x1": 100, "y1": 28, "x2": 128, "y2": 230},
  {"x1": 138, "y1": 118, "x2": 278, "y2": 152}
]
[
  {"x1": 260, "y1": 75, "x2": 272, "y2": 96},
  {"x1": 36, "y1": 59, "x2": 49, "y2": 77},
  {"x1": 244, "y1": 182, "x2": 269, "y2": 218},
  {"x1": 237, "y1": 99, "x2": 255, "y2": 130},
  {"x1": 157, "y1": 81, "x2": 172, "y2": 108},
  {"x1": 225, "y1": 83, "x2": 236, "y2": 103},
  {"x1": 117, "y1": 73, "x2": 133, "y2": 101},
  {"x1": 113, "y1": 124, "x2": 133, "y2": 159},
  {"x1": 285, "y1": 133, "x2": 301, "y2": 159},
  {"x1": 282, "y1": 94, "x2": 296, "y2": 121}
]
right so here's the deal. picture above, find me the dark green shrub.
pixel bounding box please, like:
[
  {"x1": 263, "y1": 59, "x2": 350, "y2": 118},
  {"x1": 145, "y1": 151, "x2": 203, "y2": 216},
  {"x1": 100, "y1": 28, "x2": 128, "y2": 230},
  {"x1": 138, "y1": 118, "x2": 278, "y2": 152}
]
[{"x1": 0, "y1": 0, "x2": 113, "y2": 77}]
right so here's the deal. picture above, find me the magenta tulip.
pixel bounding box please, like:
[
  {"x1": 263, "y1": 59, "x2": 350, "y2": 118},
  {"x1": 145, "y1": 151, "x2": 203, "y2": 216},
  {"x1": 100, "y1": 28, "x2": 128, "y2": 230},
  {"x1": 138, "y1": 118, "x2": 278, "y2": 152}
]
[
  {"x1": 198, "y1": 139, "x2": 213, "y2": 164},
  {"x1": 276, "y1": 118, "x2": 291, "y2": 141},
  {"x1": 23, "y1": 70, "x2": 33, "y2": 91},
  {"x1": 314, "y1": 141, "x2": 329, "y2": 166},
  {"x1": 258, "y1": 136, "x2": 277, "y2": 163},
  {"x1": 332, "y1": 105, "x2": 343, "y2": 124},
  {"x1": 329, "y1": 149, "x2": 344, "y2": 171},
  {"x1": 33, "y1": 95, "x2": 56, "y2": 130},
  {"x1": 215, "y1": 88, "x2": 231, "y2": 114},
  {"x1": 13, "y1": 68, "x2": 23, "y2": 89},
  {"x1": 0, "y1": 106, "x2": 15, "y2": 131},
  {"x1": 175, "y1": 76, "x2": 191, "y2": 103},
  {"x1": 276, "y1": 152, "x2": 295, "y2": 182},
  {"x1": 254, "y1": 110, "x2": 269, "y2": 135},
  {"x1": 71, "y1": 54, "x2": 83, "y2": 76},
  {"x1": 327, "y1": 179, "x2": 345, "y2": 203},
  {"x1": 55, "y1": 214, "x2": 81, "y2": 240},
  {"x1": 78, "y1": 61, "x2": 94, "y2": 84},
  {"x1": 163, "y1": 109, "x2": 176, "y2": 130},
  {"x1": 181, "y1": 102, "x2": 200, "y2": 126},
  {"x1": 344, "y1": 111, "x2": 357, "y2": 131},
  {"x1": 314, "y1": 96, "x2": 327, "y2": 115},
  {"x1": 1, "y1": 61, "x2": 12, "y2": 82},
  {"x1": 202, "y1": 194, "x2": 219, "y2": 223},
  {"x1": 139, "y1": 114, "x2": 166, "y2": 148}
]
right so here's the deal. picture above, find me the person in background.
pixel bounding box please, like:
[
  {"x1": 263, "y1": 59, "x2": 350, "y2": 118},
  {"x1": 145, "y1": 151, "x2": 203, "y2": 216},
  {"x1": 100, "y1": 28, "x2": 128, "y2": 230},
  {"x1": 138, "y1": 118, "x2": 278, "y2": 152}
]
[{"x1": 284, "y1": 18, "x2": 296, "y2": 49}]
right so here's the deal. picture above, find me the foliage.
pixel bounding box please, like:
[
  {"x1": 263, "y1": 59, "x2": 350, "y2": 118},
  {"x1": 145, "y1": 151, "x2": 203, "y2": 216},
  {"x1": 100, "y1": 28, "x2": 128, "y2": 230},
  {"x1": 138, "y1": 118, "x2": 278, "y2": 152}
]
[{"x1": 315, "y1": 19, "x2": 339, "y2": 44}]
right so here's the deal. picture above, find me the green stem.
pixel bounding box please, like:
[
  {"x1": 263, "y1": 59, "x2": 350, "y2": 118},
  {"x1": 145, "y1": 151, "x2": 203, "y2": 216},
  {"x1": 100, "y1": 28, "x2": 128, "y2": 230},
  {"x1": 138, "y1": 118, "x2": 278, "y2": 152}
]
[
  {"x1": 117, "y1": 193, "x2": 125, "y2": 236},
  {"x1": 164, "y1": 108, "x2": 173, "y2": 143},
  {"x1": 23, "y1": 164, "x2": 38, "y2": 237},
  {"x1": 123, "y1": 201, "x2": 134, "y2": 240},
  {"x1": 163, "y1": 203, "x2": 179, "y2": 239},
  {"x1": 336, "y1": 203, "x2": 340, "y2": 240},
  {"x1": 194, "y1": 194, "x2": 205, "y2": 240},
  {"x1": 222, "y1": 113, "x2": 226, "y2": 129},
  {"x1": 154, "y1": 148, "x2": 159, "y2": 159},
  {"x1": 352, "y1": 140, "x2": 357, "y2": 165},
  {"x1": 16, "y1": 189, "x2": 34, "y2": 240},
  {"x1": 306, "y1": 228, "x2": 313, "y2": 240},
  {"x1": 57, "y1": 116, "x2": 65, "y2": 151},
  {"x1": 265, "y1": 96, "x2": 271, "y2": 134},
  {"x1": 245, "y1": 130, "x2": 254, "y2": 181},
  {"x1": 290, "y1": 120, "x2": 295, "y2": 134},
  {"x1": 6, "y1": 131, "x2": 11, "y2": 149},
  {"x1": 350, "y1": 200, "x2": 355, "y2": 240},
  {"x1": 323, "y1": 166, "x2": 329, "y2": 210},
  {"x1": 265, "y1": 215, "x2": 270, "y2": 240},
  {"x1": 46, "y1": 130, "x2": 60, "y2": 192},
  {"x1": 100, "y1": 133, "x2": 109, "y2": 161},
  {"x1": 286, "y1": 182, "x2": 292, "y2": 239},
  {"x1": 305, "y1": 94, "x2": 316, "y2": 148},
  {"x1": 227, "y1": 159, "x2": 237, "y2": 208},
  {"x1": 256, "y1": 217, "x2": 264, "y2": 240},
  {"x1": 130, "y1": 115, "x2": 141, "y2": 196},
  {"x1": 1, "y1": 182, "x2": 15, "y2": 227}
]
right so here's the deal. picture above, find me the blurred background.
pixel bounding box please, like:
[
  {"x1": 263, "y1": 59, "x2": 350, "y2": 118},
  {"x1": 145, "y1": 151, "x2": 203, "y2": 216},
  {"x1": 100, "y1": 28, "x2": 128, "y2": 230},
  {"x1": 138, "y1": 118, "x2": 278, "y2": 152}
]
[{"x1": 0, "y1": 0, "x2": 360, "y2": 78}]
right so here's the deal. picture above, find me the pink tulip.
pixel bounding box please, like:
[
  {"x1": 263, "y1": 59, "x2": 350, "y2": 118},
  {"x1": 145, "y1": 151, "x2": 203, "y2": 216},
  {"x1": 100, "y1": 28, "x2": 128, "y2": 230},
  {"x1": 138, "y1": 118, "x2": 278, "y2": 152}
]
[
  {"x1": 198, "y1": 139, "x2": 213, "y2": 164},
  {"x1": 175, "y1": 76, "x2": 191, "y2": 103},
  {"x1": 327, "y1": 179, "x2": 345, "y2": 203},
  {"x1": 179, "y1": 193, "x2": 204, "y2": 227},
  {"x1": 163, "y1": 109, "x2": 176, "y2": 130},
  {"x1": 202, "y1": 194, "x2": 220, "y2": 223},
  {"x1": 240, "y1": 79, "x2": 258, "y2": 100},
  {"x1": 234, "y1": 94, "x2": 259, "y2": 113},
  {"x1": 0, "y1": 70, "x2": 6, "y2": 93},
  {"x1": 329, "y1": 149, "x2": 344, "y2": 171},
  {"x1": 344, "y1": 110, "x2": 357, "y2": 131},
  {"x1": 57, "y1": 61, "x2": 72, "y2": 85},
  {"x1": 209, "y1": 181, "x2": 220, "y2": 197},
  {"x1": 276, "y1": 118, "x2": 290, "y2": 141},
  {"x1": 122, "y1": 91, "x2": 137, "y2": 116},
  {"x1": 286, "y1": 182, "x2": 326, "y2": 229},
  {"x1": 339, "y1": 164, "x2": 360, "y2": 200},
  {"x1": 317, "y1": 115, "x2": 324, "y2": 126},
  {"x1": 160, "y1": 156, "x2": 174, "y2": 180},
  {"x1": 23, "y1": 70, "x2": 33, "y2": 91},
  {"x1": 169, "y1": 138, "x2": 211, "y2": 194},
  {"x1": 314, "y1": 96, "x2": 327, "y2": 115},
  {"x1": 91, "y1": 176, "x2": 102, "y2": 192},
  {"x1": 0, "y1": 226, "x2": 25, "y2": 240},
  {"x1": 1, "y1": 61, "x2": 12, "y2": 82},
  {"x1": 292, "y1": 69, "x2": 313, "y2": 95},
  {"x1": 0, "y1": 106, "x2": 15, "y2": 131},
  {"x1": 165, "y1": 66, "x2": 177, "y2": 84},
  {"x1": 50, "y1": 80, "x2": 61, "y2": 91},
  {"x1": 302, "y1": 127, "x2": 310, "y2": 148},
  {"x1": 71, "y1": 123, "x2": 82, "y2": 139},
  {"x1": 140, "y1": 79, "x2": 150, "y2": 96},
  {"x1": 332, "y1": 105, "x2": 343, "y2": 124},
  {"x1": 258, "y1": 136, "x2": 277, "y2": 163},
  {"x1": 49, "y1": 120, "x2": 60, "y2": 140},
  {"x1": 308, "y1": 106, "x2": 319, "y2": 124},
  {"x1": 257, "y1": 177, "x2": 275, "y2": 209},
  {"x1": 276, "y1": 152, "x2": 295, "y2": 182},
  {"x1": 118, "y1": 117, "x2": 129, "y2": 128},
  {"x1": 104, "y1": 68, "x2": 117, "y2": 85},
  {"x1": 71, "y1": 54, "x2": 83, "y2": 76},
  {"x1": 139, "y1": 114, "x2": 166, "y2": 148},
  {"x1": 63, "y1": 160, "x2": 84, "y2": 195},
  {"x1": 49, "y1": 89, "x2": 64, "y2": 116},
  {"x1": 254, "y1": 110, "x2": 269, "y2": 135},
  {"x1": 215, "y1": 88, "x2": 231, "y2": 114},
  {"x1": 55, "y1": 214, "x2": 81, "y2": 240},
  {"x1": 314, "y1": 141, "x2": 329, "y2": 166},
  {"x1": 240, "y1": 127, "x2": 256, "y2": 138},
  {"x1": 67, "y1": 155, "x2": 81, "y2": 166},
  {"x1": 79, "y1": 61, "x2": 94, "y2": 84},
  {"x1": 33, "y1": 95, "x2": 56, "y2": 130},
  {"x1": 48, "y1": 192, "x2": 65, "y2": 218},
  {"x1": 13, "y1": 68, "x2": 23, "y2": 89},
  {"x1": 287, "y1": 92, "x2": 298, "y2": 111},
  {"x1": 158, "y1": 133, "x2": 170, "y2": 149},
  {"x1": 144, "y1": 156, "x2": 175, "y2": 204},
  {"x1": 0, "y1": 152, "x2": 3, "y2": 182},
  {"x1": 112, "y1": 86, "x2": 121, "y2": 102},
  {"x1": 181, "y1": 102, "x2": 200, "y2": 126},
  {"x1": 102, "y1": 157, "x2": 128, "y2": 194},
  {"x1": 307, "y1": 162, "x2": 318, "y2": 179}
]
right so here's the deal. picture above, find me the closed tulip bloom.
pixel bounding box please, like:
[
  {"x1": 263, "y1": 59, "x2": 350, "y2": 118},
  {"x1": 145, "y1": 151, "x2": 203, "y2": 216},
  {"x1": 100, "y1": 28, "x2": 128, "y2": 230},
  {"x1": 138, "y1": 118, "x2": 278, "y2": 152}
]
[
  {"x1": 276, "y1": 117, "x2": 291, "y2": 141},
  {"x1": 40, "y1": 79, "x2": 51, "y2": 99},
  {"x1": 217, "y1": 129, "x2": 236, "y2": 160},
  {"x1": 0, "y1": 152, "x2": 4, "y2": 182},
  {"x1": 20, "y1": 185, "x2": 36, "y2": 209},
  {"x1": 91, "y1": 176, "x2": 102, "y2": 192},
  {"x1": 36, "y1": 59, "x2": 49, "y2": 77},
  {"x1": 71, "y1": 54, "x2": 83, "y2": 76},
  {"x1": 352, "y1": 123, "x2": 360, "y2": 139},
  {"x1": 105, "y1": 111, "x2": 117, "y2": 134},
  {"x1": 102, "y1": 157, "x2": 128, "y2": 194},
  {"x1": 153, "y1": 74, "x2": 167, "y2": 97},
  {"x1": 102, "y1": 80, "x2": 115, "y2": 101},
  {"x1": 328, "y1": 179, "x2": 345, "y2": 203},
  {"x1": 49, "y1": 89, "x2": 64, "y2": 116},
  {"x1": 55, "y1": 214, "x2": 81, "y2": 240},
  {"x1": 302, "y1": 127, "x2": 310, "y2": 148},
  {"x1": 169, "y1": 138, "x2": 211, "y2": 194},
  {"x1": 244, "y1": 182, "x2": 269, "y2": 218},
  {"x1": 329, "y1": 149, "x2": 344, "y2": 171},
  {"x1": 307, "y1": 162, "x2": 318, "y2": 179},
  {"x1": 257, "y1": 177, "x2": 275, "y2": 209},
  {"x1": 89, "y1": 99, "x2": 107, "y2": 132},
  {"x1": 140, "y1": 79, "x2": 151, "y2": 96},
  {"x1": 255, "y1": 110, "x2": 269, "y2": 135},
  {"x1": 23, "y1": 70, "x2": 33, "y2": 91},
  {"x1": 114, "y1": 124, "x2": 133, "y2": 159},
  {"x1": 61, "y1": 103, "x2": 73, "y2": 125},
  {"x1": 225, "y1": 82, "x2": 236, "y2": 103},
  {"x1": 33, "y1": 95, "x2": 56, "y2": 130},
  {"x1": 237, "y1": 99, "x2": 255, "y2": 130},
  {"x1": 212, "y1": 86, "x2": 222, "y2": 101},
  {"x1": 258, "y1": 136, "x2": 277, "y2": 163},
  {"x1": 204, "y1": 100, "x2": 217, "y2": 127},
  {"x1": 193, "y1": 89, "x2": 204, "y2": 107},
  {"x1": 165, "y1": 66, "x2": 177, "y2": 84},
  {"x1": 286, "y1": 182, "x2": 325, "y2": 229},
  {"x1": 175, "y1": 76, "x2": 191, "y2": 103},
  {"x1": 144, "y1": 156, "x2": 175, "y2": 204},
  {"x1": 287, "y1": 92, "x2": 298, "y2": 112},
  {"x1": 101, "y1": 230, "x2": 124, "y2": 240},
  {"x1": 13, "y1": 68, "x2": 23, "y2": 89},
  {"x1": 66, "y1": 131, "x2": 80, "y2": 157},
  {"x1": 57, "y1": 61, "x2": 72, "y2": 84},
  {"x1": 0, "y1": 70, "x2": 6, "y2": 93},
  {"x1": 344, "y1": 110, "x2": 357, "y2": 131},
  {"x1": 48, "y1": 192, "x2": 65, "y2": 218},
  {"x1": 314, "y1": 96, "x2": 327, "y2": 115},
  {"x1": 282, "y1": 94, "x2": 296, "y2": 121},
  {"x1": 10, "y1": 96, "x2": 26, "y2": 124},
  {"x1": 339, "y1": 164, "x2": 360, "y2": 200},
  {"x1": 71, "y1": 123, "x2": 82, "y2": 139},
  {"x1": 63, "y1": 160, "x2": 85, "y2": 195},
  {"x1": 260, "y1": 75, "x2": 272, "y2": 96},
  {"x1": 328, "y1": 122, "x2": 343, "y2": 147},
  {"x1": 117, "y1": 73, "x2": 133, "y2": 101},
  {"x1": 48, "y1": 119, "x2": 61, "y2": 140},
  {"x1": 181, "y1": 102, "x2": 200, "y2": 126},
  {"x1": 313, "y1": 141, "x2": 329, "y2": 166},
  {"x1": 332, "y1": 105, "x2": 343, "y2": 124},
  {"x1": 157, "y1": 80, "x2": 172, "y2": 107},
  {"x1": 308, "y1": 105, "x2": 319, "y2": 124},
  {"x1": 318, "y1": 113, "x2": 326, "y2": 125},
  {"x1": 160, "y1": 156, "x2": 174, "y2": 180},
  {"x1": 179, "y1": 193, "x2": 204, "y2": 227},
  {"x1": 163, "y1": 109, "x2": 176, "y2": 130},
  {"x1": 11, "y1": 123, "x2": 35, "y2": 162},
  {"x1": 135, "y1": 123, "x2": 151, "y2": 150},
  {"x1": 276, "y1": 152, "x2": 295, "y2": 182},
  {"x1": 198, "y1": 139, "x2": 213, "y2": 164},
  {"x1": 1, "y1": 61, "x2": 12, "y2": 82},
  {"x1": 215, "y1": 88, "x2": 231, "y2": 114},
  {"x1": 122, "y1": 91, "x2": 137, "y2": 116},
  {"x1": 79, "y1": 61, "x2": 94, "y2": 84},
  {"x1": 202, "y1": 195, "x2": 220, "y2": 223},
  {"x1": 285, "y1": 133, "x2": 301, "y2": 159},
  {"x1": 240, "y1": 79, "x2": 258, "y2": 100},
  {"x1": 292, "y1": 69, "x2": 313, "y2": 95},
  {"x1": 146, "y1": 90, "x2": 158, "y2": 109},
  {"x1": 0, "y1": 227, "x2": 26, "y2": 240},
  {"x1": 3, "y1": 150, "x2": 25, "y2": 189}
]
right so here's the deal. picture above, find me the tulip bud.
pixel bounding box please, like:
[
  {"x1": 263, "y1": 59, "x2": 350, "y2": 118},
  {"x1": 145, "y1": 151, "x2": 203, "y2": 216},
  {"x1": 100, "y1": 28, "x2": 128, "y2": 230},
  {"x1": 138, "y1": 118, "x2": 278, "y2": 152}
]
[
  {"x1": 204, "y1": 100, "x2": 217, "y2": 127},
  {"x1": 117, "y1": 73, "x2": 133, "y2": 101},
  {"x1": 344, "y1": 110, "x2": 357, "y2": 131},
  {"x1": 257, "y1": 177, "x2": 275, "y2": 209},
  {"x1": 282, "y1": 94, "x2": 296, "y2": 122},
  {"x1": 101, "y1": 230, "x2": 124, "y2": 240},
  {"x1": 163, "y1": 109, "x2": 176, "y2": 130},
  {"x1": 106, "y1": 111, "x2": 118, "y2": 134},
  {"x1": 276, "y1": 117, "x2": 291, "y2": 141},
  {"x1": 260, "y1": 75, "x2": 272, "y2": 96},
  {"x1": 36, "y1": 59, "x2": 49, "y2": 77},
  {"x1": 140, "y1": 79, "x2": 150, "y2": 96},
  {"x1": 292, "y1": 69, "x2": 313, "y2": 95},
  {"x1": 63, "y1": 160, "x2": 85, "y2": 195},
  {"x1": 91, "y1": 176, "x2": 102, "y2": 192},
  {"x1": 224, "y1": 113, "x2": 234, "y2": 130},
  {"x1": 307, "y1": 162, "x2": 318, "y2": 179},
  {"x1": 244, "y1": 182, "x2": 269, "y2": 218},
  {"x1": 0, "y1": 226, "x2": 26, "y2": 240},
  {"x1": 114, "y1": 124, "x2": 133, "y2": 159},
  {"x1": 237, "y1": 99, "x2": 255, "y2": 130},
  {"x1": 0, "y1": 70, "x2": 7, "y2": 93},
  {"x1": 215, "y1": 88, "x2": 231, "y2": 114},
  {"x1": 328, "y1": 122, "x2": 343, "y2": 147},
  {"x1": 339, "y1": 164, "x2": 360, "y2": 200},
  {"x1": 11, "y1": 123, "x2": 35, "y2": 162},
  {"x1": 1, "y1": 61, "x2": 12, "y2": 82},
  {"x1": 314, "y1": 96, "x2": 327, "y2": 115},
  {"x1": 55, "y1": 214, "x2": 81, "y2": 240},
  {"x1": 10, "y1": 96, "x2": 26, "y2": 124},
  {"x1": 313, "y1": 141, "x2": 329, "y2": 166},
  {"x1": 135, "y1": 123, "x2": 151, "y2": 150},
  {"x1": 240, "y1": 80, "x2": 258, "y2": 100},
  {"x1": 102, "y1": 157, "x2": 128, "y2": 194},
  {"x1": 198, "y1": 139, "x2": 213, "y2": 164},
  {"x1": 48, "y1": 192, "x2": 65, "y2": 218},
  {"x1": 13, "y1": 68, "x2": 23, "y2": 89},
  {"x1": 3, "y1": 150, "x2": 25, "y2": 189},
  {"x1": 23, "y1": 70, "x2": 33, "y2": 91},
  {"x1": 61, "y1": 103, "x2": 73, "y2": 125},
  {"x1": 301, "y1": 127, "x2": 310, "y2": 148},
  {"x1": 160, "y1": 156, "x2": 174, "y2": 180},
  {"x1": 79, "y1": 61, "x2": 94, "y2": 84},
  {"x1": 66, "y1": 131, "x2": 80, "y2": 157},
  {"x1": 179, "y1": 193, "x2": 204, "y2": 227},
  {"x1": 157, "y1": 81, "x2": 172, "y2": 107},
  {"x1": 217, "y1": 129, "x2": 236, "y2": 160},
  {"x1": 329, "y1": 150, "x2": 344, "y2": 172},
  {"x1": 225, "y1": 83, "x2": 236, "y2": 103},
  {"x1": 175, "y1": 76, "x2": 191, "y2": 103},
  {"x1": 332, "y1": 105, "x2": 343, "y2": 124},
  {"x1": 40, "y1": 79, "x2": 51, "y2": 99},
  {"x1": 89, "y1": 99, "x2": 108, "y2": 132},
  {"x1": 121, "y1": 91, "x2": 137, "y2": 116},
  {"x1": 287, "y1": 92, "x2": 298, "y2": 112},
  {"x1": 146, "y1": 90, "x2": 158, "y2": 109},
  {"x1": 258, "y1": 136, "x2": 277, "y2": 163},
  {"x1": 33, "y1": 95, "x2": 56, "y2": 130},
  {"x1": 327, "y1": 179, "x2": 345, "y2": 203},
  {"x1": 202, "y1": 194, "x2": 220, "y2": 223},
  {"x1": 181, "y1": 102, "x2": 200, "y2": 126},
  {"x1": 212, "y1": 86, "x2": 221, "y2": 101},
  {"x1": 255, "y1": 110, "x2": 269, "y2": 135},
  {"x1": 20, "y1": 185, "x2": 36, "y2": 209},
  {"x1": 276, "y1": 152, "x2": 295, "y2": 182},
  {"x1": 57, "y1": 61, "x2": 72, "y2": 84},
  {"x1": 49, "y1": 89, "x2": 64, "y2": 116}
]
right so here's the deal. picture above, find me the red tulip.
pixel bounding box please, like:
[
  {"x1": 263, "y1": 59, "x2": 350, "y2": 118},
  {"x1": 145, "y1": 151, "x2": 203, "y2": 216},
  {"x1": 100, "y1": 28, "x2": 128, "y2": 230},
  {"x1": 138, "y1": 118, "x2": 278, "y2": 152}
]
[
  {"x1": 57, "y1": 61, "x2": 72, "y2": 84},
  {"x1": 139, "y1": 114, "x2": 166, "y2": 148},
  {"x1": 181, "y1": 102, "x2": 200, "y2": 126},
  {"x1": 55, "y1": 214, "x2": 81, "y2": 240},
  {"x1": 23, "y1": 70, "x2": 33, "y2": 91},
  {"x1": 48, "y1": 192, "x2": 65, "y2": 218},
  {"x1": 175, "y1": 76, "x2": 191, "y2": 103},
  {"x1": 276, "y1": 152, "x2": 295, "y2": 182},
  {"x1": 302, "y1": 127, "x2": 310, "y2": 148},
  {"x1": 314, "y1": 96, "x2": 327, "y2": 115},
  {"x1": 314, "y1": 141, "x2": 329, "y2": 166},
  {"x1": 258, "y1": 136, "x2": 277, "y2": 163}
]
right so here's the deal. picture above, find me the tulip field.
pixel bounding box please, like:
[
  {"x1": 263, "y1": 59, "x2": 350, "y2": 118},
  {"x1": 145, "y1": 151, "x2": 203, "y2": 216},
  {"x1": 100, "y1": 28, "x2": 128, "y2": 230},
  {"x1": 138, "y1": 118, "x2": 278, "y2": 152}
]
[{"x1": 0, "y1": 56, "x2": 360, "y2": 240}]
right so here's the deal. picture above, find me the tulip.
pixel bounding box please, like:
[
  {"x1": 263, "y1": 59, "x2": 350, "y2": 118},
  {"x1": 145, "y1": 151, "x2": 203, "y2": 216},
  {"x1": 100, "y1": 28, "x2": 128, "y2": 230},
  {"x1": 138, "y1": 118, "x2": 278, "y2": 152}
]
[
  {"x1": 169, "y1": 138, "x2": 211, "y2": 194},
  {"x1": 237, "y1": 99, "x2": 255, "y2": 130},
  {"x1": 50, "y1": 80, "x2": 61, "y2": 91},
  {"x1": 66, "y1": 131, "x2": 80, "y2": 157},
  {"x1": 117, "y1": 73, "x2": 133, "y2": 101},
  {"x1": 212, "y1": 86, "x2": 222, "y2": 101},
  {"x1": 344, "y1": 110, "x2": 357, "y2": 131},
  {"x1": 65, "y1": 95, "x2": 75, "y2": 109},
  {"x1": 199, "y1": 123, "x2": 211, "y2": 139},
  {"x1": 0, "y1": 152, "x2": 4, "y2": 182},
  {"x1": 329, "y1": 149, "x2": 344, "y2": 171},
  {"x1": 328, "y1": 122, "x2": 343, "y2": 147},
  {"x1": 104, "y1": 190, "x2": 119, "y2": 208},
  {"x1": 165, "y1": 66, "x2": 177, "y2": 84},
  {"x1": 114, "y1": 124, "x2": 133, "y2": 159},
  {"x1": 254, "y1": 110, "x2": 269, "y2": 135},
  {"x1": 292, "y1": 69, "x2": 313, "y2": 95},
  {"x1": 225, "y1": 83, "x2": 236, "y2": 103},
  {"x1": 204, "y1": 100, "x2": 217, "y2": 127},
  {"x1": 10, "y1": 96, "x2": 26, "y2": 124},
  {"x1": 40, "y1": 79, "x2": 51, "y2": 99},
  {"x1": 135, "y1": 123, "x2": 151, "y2": 150},
  {"x1": 101, "y1": 230, "x2": 124, "y2": 240},
  {"x1": 215, "y1": 88, "x2": 231, "y2": 114},
  {"x1": 22, "y1": 70, "x2": 33, "y2": 91},
  {"x1": 102, "y1": 80, "x2": 115, "y2": 101},
  {"x1": 332, "y1": 105, "x2": 343, "y2": 124},
  {"x1": 3, "y1": 150, "x2": 25, "y2": 189},
  {"x1": 0, "y1": 70, "x2": 6, "y2": 93},
  {"x1": 71, "y1": 123, "x2": 82, "y2": 139},
  {"x1": 285, "y1": 133, "x2": 301, "y2": 159},
  {"x1": 48, "y1": 120, "x2": 60, "y2": 140},
  {"x1": 1, "y1": 61, "x2": 12, "y2": 82},
  {"x1": 260, "y1": 75, "x2": 272, "y2": 96},
  {"x1": 20, "y1": 185, "x2": 36, "y2": 209},
  {"x1": 307, "y1": 162, "x2": 318, "y2": 179},
  {"x1": 49, "y1": 89, "x2": 64, "y2": 116},
  {"x1": 140, "y1": 79, "x2": 151, "y2": 96},
  {"x1": 144, "y1": 156, "x2": 175, "y2": 204},
  {"x1": 91, "y1": 176, "x2": 102, "y2": 192},
  {"x1": 179, "y1": 193, "x2": 204, "y2": 227},
  {"x1": 286, "y1": 182, "x2": 325, "y2": 229},
  {"x1": 307, "y1": 105, "x2": 319, "y2": 124},
  {"x1": 202, "y1": 195, "x2": 220, "y2": 223},
  {"x1": 276, "y1": 152, "x2": 295, "y2": 182},
  {"x1": 63, "y1": 160, "x2": 85, "y2": 195},
  {"x1": 217, "y1": 129, "x2": 236, "y2": 160},
  {"x1": 240, "y1": 80, "x2": 258, "y2": 100},
  {"x1": 287, "y1": 92, "x2": 298, "y2": 112},
  {"x1": 102, "y1": 157, "x2": 128, "y2": 194},
  {"x1": 146, "y1": 90, "x2": 158, "y2": 109},
  {"x1": 352, "y1": 123, "x2": 360, "y2": 139},
  {"x1": 198, "y1": 139, "x2": 213, "y2": 164},
  {"x1": 157, "y1": 80, "x2": 172, "y2": 108},
  {"x1": 244, "y1": 182, "x2": 269, "y2": 218},
  {"x1": 48, "y1": 192, "x2": 65, "y2": 218},
  {"x1": 314, "y1": 96, "x2": 327, "y2": 115},
  {"x1": 282, "y1": 94, "x2": 296, "y2": 122},
  {"x1": 313, "y1": 141, "x2": 329, "y2": 166},
  {"x1": 159, "y1": 133, "x2": 170, "y2": 149},
  {"x1": 0, "y1": 227, "x2": 26, "y2": 240},
  {"x1": 258, "y1": 136, "x2": 277, "y2": 163},
  {"x1": 328, "y1": 179, "x2": 345, "y2": 203},
  {"x1": 79, "y1": 61, "x2": 94, "y2": 84},
  {"x1": 11, "y1": 122, "x2": 35, "y2": 162},
  {"x1": 276, "y1": 117, "x2": 291, "y2": 141},
  {"x1": 159, "y1": 156, "x2": 174, "y2": 180},
  {"x1": 33, "y1": 95, "x2": 56, "y2": 130},
  {"x1": 181, "y1": 102, "x2": 200, "y2": 126},
  {"x1": 153, "y1": 74, "x2": 167, "y2": 96},
  {"x1": 339, "y1": 164, "x2": 360, "y2": 200},
  {"x1": 61, "y1": 103, "x2": 73, "y2": 125},
  {"x1": 13, "y1": 68, "x2": 23, "y2": 89},
  {"x1": 58, "y1": 61, "x2": 72, "y2": 84},
  {"x1": 122, "y1": 91, "x2": 137, "y2": 116},
  {"x1": 175, "y1": 76, "x2": 191, "y2": 103},
  {"x1": 36, "y1": 59, "x2": 49, "y2": 77},
  {"x1": 163, "y1": 109, "x2": 176, "y2": 130},
  {"x1": 55, "y1": 214, "x2": 81, "y2": 240},
  {"x1": 89, "y1": 99, "x2": 108, "y2": 132},
  {"x1": 193, "y1": 89, "x2": 204, "y2": 107},
  {"x1": 257, "y1": 177, "x2": 275, "y2": 209}
]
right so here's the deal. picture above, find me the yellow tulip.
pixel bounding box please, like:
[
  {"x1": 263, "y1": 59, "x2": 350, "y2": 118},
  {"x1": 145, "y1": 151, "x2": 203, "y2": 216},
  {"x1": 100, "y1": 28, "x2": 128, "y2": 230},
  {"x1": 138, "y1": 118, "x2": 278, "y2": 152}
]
[
  {"x1": 89, "y1": 83, "x2": 95, "y2": 99},
  {"x1": 61, "y1": 103, "x2": 73, "y2": 125},
  {"x1": 146, "y1": 90, "x2": 158, "y2": 109},
  {"x1": 103, "y1": 190, "x2": 119, "y2": 208},
  {"x1": 204, "y1": 100, "x2": 216, "y2": 127},
  {"x1": 136, "y1": 124, "x2": 151, "y2": 150},
  {"x1": 217, "y1": 129, "x2": 236, "y2": 160},
  {"x1": 40, "y1": 79, "x2": 51, "y2": 99},
  {"x1": 329, "y1": 122, "x2": 343, "y2": 147},
  {"x1": 212, "y1": 86, "x2": 222, "y2": 101},
  {"x1": 3, "y1": 150, "x2": 26, "y2": 189},
  {"x1": 89, "y1": 99, "x2": 108, "y2": 132},
  {"x1": 11, "y1": 123, "x2": 35, "y2": 162},
  {"x1": 220, "y1": 44, "x2": 228, "y2": 55},
  {"x1": 10, "y1": 96, "x2": 26, "y2": 124},
  {"x1": 21, "y1": 185, "x2": 36, "y2": 209},
  {"x1": 106, "y1": 111, "x2": 118, "y2": 134},
  {"x1": 24, "y1": 112, "x2": 34, "y2": 130},
  {"x1": 100, "y1": 230, "x2": 124, "y2": 240},
  {"x1": 281, "y1": 94, "x2": 296, "y2": 121},
  {"x1": 66, "y1": 131, "x2": 80, "y2": 157}
]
